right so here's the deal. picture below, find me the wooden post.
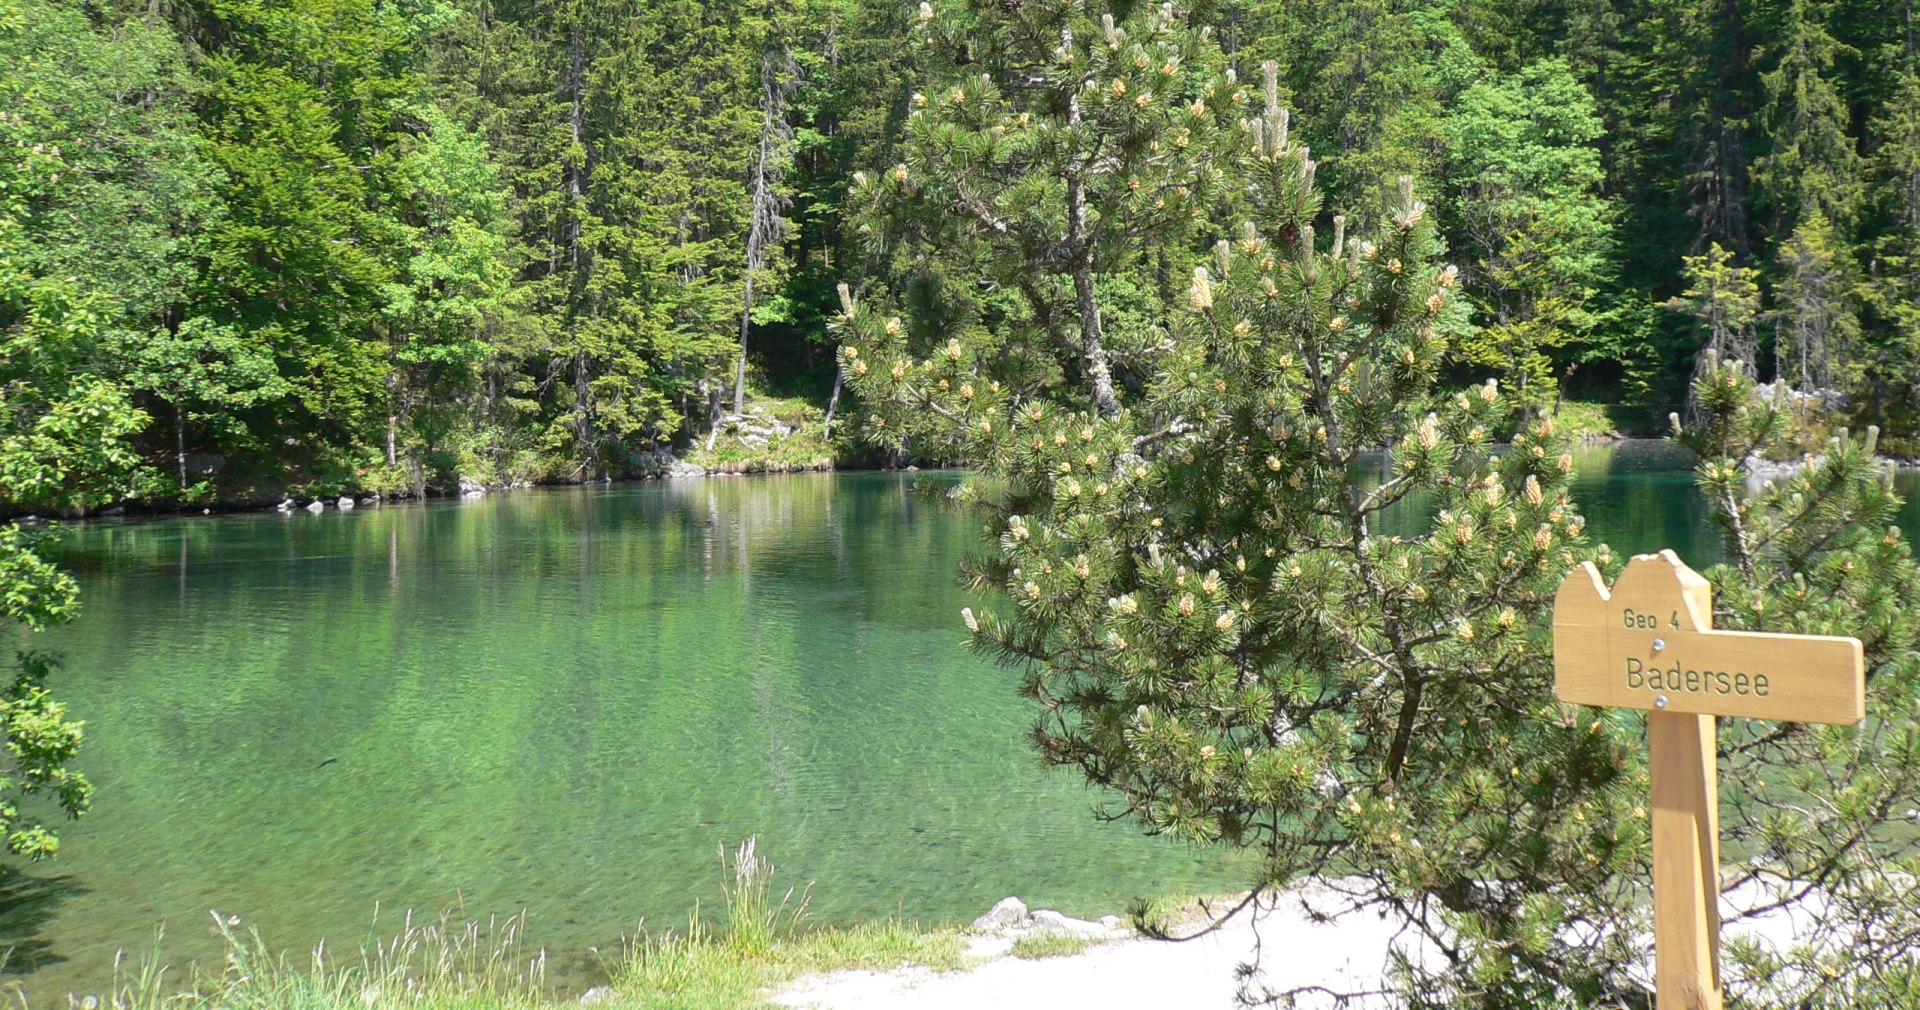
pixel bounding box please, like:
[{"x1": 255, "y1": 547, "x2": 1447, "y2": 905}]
[{"x1": 1649, "y1": 711, "x2": 1722, "y2": 1010}]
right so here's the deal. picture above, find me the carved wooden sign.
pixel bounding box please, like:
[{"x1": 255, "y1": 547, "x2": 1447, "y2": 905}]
[
  {"x1": 1553, "y1": 549, "x2": 1864, "y2": 724},
  {"x1": 1551, "y1": 550, "x2": 1866, "y2": 1010}
]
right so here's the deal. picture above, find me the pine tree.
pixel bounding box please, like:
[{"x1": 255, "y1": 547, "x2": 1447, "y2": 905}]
[
  {"x1": 843, "y1": 63, "x2": 1652, "y2": 1003},
  {"x1": 1674, "y1": 360, "x2": 1920, "y2": 1009},
  {"x1": 850, "y1": 0, "x2": 1245, "y2": 422}
]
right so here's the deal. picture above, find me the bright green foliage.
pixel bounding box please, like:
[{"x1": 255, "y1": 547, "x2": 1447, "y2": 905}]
[
  {"x1": 844, "y1": 76, "x2": 1660, "y2": 1002},
  {"x1": 188, "y1": 0, "x2": 415, "y2": 480},
  {"x1": 0, "y1": 648, "x2": 93, "y2": 859},
  {"x1": 0, "y1": 0, "x2": 181, "y2": 860},
  {"x1": 1676, "y1": 359, "x2": 1920, "y2": 1009},
  {"x1": 12, "y1": 0, "x2": 1920, "y2": 497},
  {"x1": 0, "y1": 258, "x2": 107, "y2": 861},
  {"x1": 1441, "y1": 58, "x2": 1616, "y2": 420},
  {"x1": 119, "y1": 317, "x2": 287, "y2": 495},
  {"x1": 1663, "y1": 243, "x2": 1763, "y2": 386},
  {"x1": 0, "y1": 0, "x2": 212, "y2": 345},
  {"x1": 376, "y1": 105, "x2": 519, "y2": 484}
]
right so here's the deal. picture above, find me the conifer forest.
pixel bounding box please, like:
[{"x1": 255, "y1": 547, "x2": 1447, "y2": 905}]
[{"x1": 6, "y1": 0, "x2": 1920, "y2": 506}]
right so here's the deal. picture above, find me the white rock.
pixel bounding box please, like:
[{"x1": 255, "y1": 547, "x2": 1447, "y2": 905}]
[
  {"x1": 1029, "y1": 909, "x2": 1112, "y2": 938},
  {"x1": 972, "y1": 896, "x2": 1030, "y2": 931},
  {"x1": 337, "y1": 496, "x2": 355, "y2": 509},
  {"x1": 306, "y1": 500, "x2": 325, "y2": 513}
]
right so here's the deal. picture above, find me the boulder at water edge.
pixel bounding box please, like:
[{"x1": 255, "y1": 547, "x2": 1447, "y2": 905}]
[{"x1": 972, "y1": 896, "x2": 1030, "y2": 930}]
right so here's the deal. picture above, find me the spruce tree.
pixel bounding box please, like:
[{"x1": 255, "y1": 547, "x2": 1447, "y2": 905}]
[
  {"x1": 1769, "y1": 210, "x2": 1859, "y2": 394},
  {"x1": 1862, "y1": 48, "x2": 1920, "y2": 433},
  {"x1": 1752, "y1": 0, "x2": 1864, "y2": 240},
  {"x1": 1663, "y1": 242, "x2": 1763, "y2": 387},
  {"x1": 1232, "y1": 0, "x2": 1446, "y2": 223}
]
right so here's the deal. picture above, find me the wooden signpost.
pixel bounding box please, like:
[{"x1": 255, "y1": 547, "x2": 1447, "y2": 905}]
[{"x1": 1552, "y1": 550, "x2": 1866, "y2": 1010}]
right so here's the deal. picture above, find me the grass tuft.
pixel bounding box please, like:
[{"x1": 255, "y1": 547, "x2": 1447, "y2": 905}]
[
  {"x1": 1008, "y1": 932, "x2": 1091, "y2": 960},
  {"x1": 718, "y1": 836, "x2": 807, "y2": 958}
]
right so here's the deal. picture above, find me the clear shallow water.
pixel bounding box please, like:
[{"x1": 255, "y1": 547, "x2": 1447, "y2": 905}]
[{"x1": 8, "y1": 443, "x2": 1920, "y2": 1001}]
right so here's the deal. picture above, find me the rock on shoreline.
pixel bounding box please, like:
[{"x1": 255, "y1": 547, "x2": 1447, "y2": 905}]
[{"x1": 967, "y1": 896, "x2": 1125, "y2": 941}]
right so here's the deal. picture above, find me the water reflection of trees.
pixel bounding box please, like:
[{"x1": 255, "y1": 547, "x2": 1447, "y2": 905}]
[{"x1": 0, "y1": 867, "x2": 84, "y2": 976}]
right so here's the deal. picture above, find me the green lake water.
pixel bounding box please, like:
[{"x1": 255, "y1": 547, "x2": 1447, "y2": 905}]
[{"x1": 8, "y1": 441, "x2": 1920, "y2": 1002}]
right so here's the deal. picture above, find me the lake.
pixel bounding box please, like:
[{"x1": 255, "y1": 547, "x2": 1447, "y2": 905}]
[{"x1": 8, "y1": 441, "x2": 1919, "y2": 1002}]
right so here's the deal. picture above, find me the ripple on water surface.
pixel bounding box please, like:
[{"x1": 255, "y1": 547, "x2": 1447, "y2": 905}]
[{"x1": 14, "y1": 473, "x2": 1230, "y2": 1003}]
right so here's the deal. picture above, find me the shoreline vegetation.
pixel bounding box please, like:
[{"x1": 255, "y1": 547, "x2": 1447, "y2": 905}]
[
  {"x1": 21, "y1": 425, "x2": 1919, "y2": 529},
  {"x1": 0, "y1": 395, "x2": 1739, "y2": 524},
  {"x1": 18, "y1": 836, "x2": 1209, "y2": 1010},
  {"x1": 29, "y1": 840, "x2": 977, "y2": 1010}
]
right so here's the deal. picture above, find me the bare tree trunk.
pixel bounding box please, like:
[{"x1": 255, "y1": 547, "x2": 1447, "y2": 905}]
[
  {"x1": 704, "y1": 381, "x2": 724, "y2": 451},
  {"x1": 175, "y1": 402, "x2": 187, "y2": 487},
  {"x1": 734, "y1": 50, "x2": 796, "y2": 416},
  {"x1": 1064, "y1": 78, "x2": 1120, "y2": 419},
  {"x1": 734, "y1": 267, "x2": 756, "y2": 415},
  {"x1": 823, "y1": 360, "x2": 844, "y2": 434},
  {"x1": 1070, "y1": 260, "x2": 1120, "y2": 418}
]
